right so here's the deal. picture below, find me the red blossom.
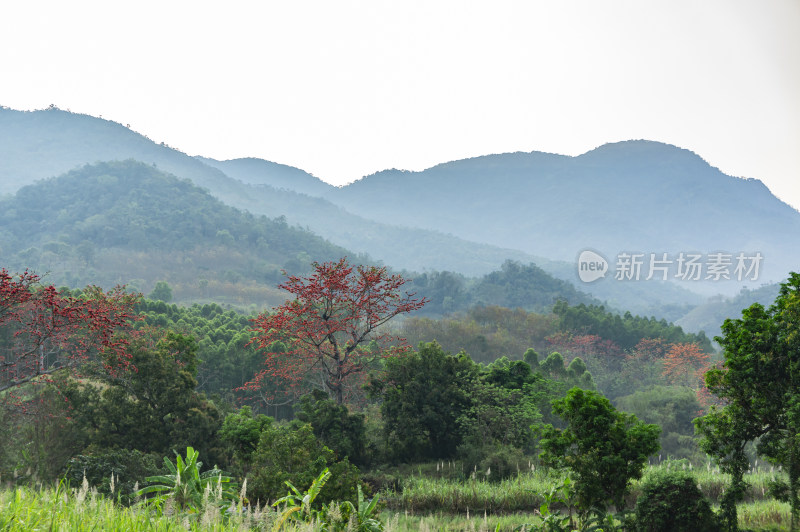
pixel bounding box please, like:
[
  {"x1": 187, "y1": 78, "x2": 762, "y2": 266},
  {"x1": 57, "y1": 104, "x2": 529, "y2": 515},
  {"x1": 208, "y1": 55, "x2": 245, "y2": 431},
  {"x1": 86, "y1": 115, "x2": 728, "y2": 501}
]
[
  {"x1": 0, "y1": 268, "x2": 140, "y2": 396},
  {"x1": 240, "y1": 258, "x2": 427, "y2": 405}
]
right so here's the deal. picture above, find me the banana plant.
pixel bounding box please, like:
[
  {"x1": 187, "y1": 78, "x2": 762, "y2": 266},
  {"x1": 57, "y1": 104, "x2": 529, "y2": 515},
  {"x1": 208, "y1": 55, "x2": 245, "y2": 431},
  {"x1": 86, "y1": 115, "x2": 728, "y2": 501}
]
[
  {"x1": 135, "y1": 446, "x2": 237, "y2": 513},
  {"x1": 333, "y1": 485, "x2": 383, "y2": 532},
  {"x1": 272, "y1": 467, "x2": 331, "y2": 531}
]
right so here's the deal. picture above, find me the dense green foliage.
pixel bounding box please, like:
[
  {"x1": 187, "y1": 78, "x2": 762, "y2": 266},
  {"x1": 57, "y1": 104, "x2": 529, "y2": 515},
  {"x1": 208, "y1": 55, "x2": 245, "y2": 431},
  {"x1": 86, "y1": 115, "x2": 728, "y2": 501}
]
[
  {"x1": 696, "y1": 272, "x2": 800, "y2": 531},
  {"x1": 367, "y1": 342, "x2": 479, "y2": 462},
  {"x1": 401, "y1": 305, "x2": 559, "y2": 364},
  {"x1": 64, "y1": 449, "x2": 162, "y2": 505},
  {"x1": 0, "y1": 159, "x2": 353, "y2": 305},
  {"x1": 616, "y1": 385, "x2": 702, "y2": 460},
  {"x1": 135, "y1": 299, "x2": 264, "y2": 406},
  {"x1": 553, "y1": 301, "x2": 713, "y2": 352},
  {"x1": 634, "y1": 469, "x2": 719, "y2": 532},
  {"x1": 367, "y1": 342, "x2": 582, "y2": 466},
  {"x1": 539, "y1": 387, "x2": 661, "y2": 514},
  {"x1": 408, "y1": 261, "x2": 597, "y2": 316},
  {"x1": 63, "y1": 331, "x2": 224, "y2": 463},
  {"x1": 248, "y1": 421, "x2": 360, "y2": 505},
  {"x1": 296, "y1": 390, "x2": 368, "y2": 466}
]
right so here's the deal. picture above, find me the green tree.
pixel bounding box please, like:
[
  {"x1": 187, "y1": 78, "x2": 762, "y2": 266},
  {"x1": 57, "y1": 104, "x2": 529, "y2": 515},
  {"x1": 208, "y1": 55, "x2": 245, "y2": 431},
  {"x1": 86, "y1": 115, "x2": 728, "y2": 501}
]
[
  {"x1": 695, "y1": 272, "x2": 800, "y2": 531},
  {"x1": 65, "y1": 331, "x2": 223, "y2": 461},
  {"x1": 296, "y1": 389, "x2": 368, "y2": 466},
  {"x1": 249, "y1": 421, "x2": 360, "y2": 505},
  {"x1": 539, "y1": 387, "x2": 660, "y2": 517},
  {"x1": 148, "y1": 280, "x2": 173, "y2": 302},
  {"x1": 218, "y1": 406, "x2": 273, "y2": 478},
  {"x1": 367, "y1": 341, "x2": 478, "y2": 462},
  {"x1": 616, "y1": 385, "x2": 702, "y2": 460}
]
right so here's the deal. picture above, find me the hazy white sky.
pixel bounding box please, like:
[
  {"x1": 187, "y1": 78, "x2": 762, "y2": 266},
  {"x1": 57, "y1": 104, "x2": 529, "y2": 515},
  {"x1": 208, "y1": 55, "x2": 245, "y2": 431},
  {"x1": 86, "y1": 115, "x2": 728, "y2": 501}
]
[{"x1": 2, "y1": 1, "x2": 799, "y2": 209}]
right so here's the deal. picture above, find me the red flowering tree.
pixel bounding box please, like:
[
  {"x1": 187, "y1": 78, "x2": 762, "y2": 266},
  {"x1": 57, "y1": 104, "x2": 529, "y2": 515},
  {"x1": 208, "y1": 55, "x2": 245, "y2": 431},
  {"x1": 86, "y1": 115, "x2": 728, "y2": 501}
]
[
  {"x1": 662, "y1": 342, "x2": 711, "y2": 389},
  {"x1": 244, "y1": 259, "x2": 427, "y2": 405},
  {"x1": 0, "y1": 268, "x2": 139, "y2": 395}
]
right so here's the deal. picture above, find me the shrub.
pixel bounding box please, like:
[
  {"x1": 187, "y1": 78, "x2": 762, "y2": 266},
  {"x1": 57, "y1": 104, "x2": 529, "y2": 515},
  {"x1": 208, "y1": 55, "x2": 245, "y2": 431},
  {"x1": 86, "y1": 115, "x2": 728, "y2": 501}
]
[
  {"x1": 249, "y1": 421, "x2": 360, "y2": 505},
  {"x1": 64, "y1": 448, "x2": 161, "y2": 505},
  {"x1": 458, "y1": 442, "x2": 527, "y2": 482},
  {"x1": 634, "y1": 469, "x2": 719, "y2": 532}
]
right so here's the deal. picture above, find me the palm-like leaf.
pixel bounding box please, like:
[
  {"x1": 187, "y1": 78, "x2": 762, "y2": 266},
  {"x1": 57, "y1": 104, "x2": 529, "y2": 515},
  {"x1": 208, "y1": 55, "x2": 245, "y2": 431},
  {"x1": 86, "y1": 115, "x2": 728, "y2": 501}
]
[{"x1": 135, "y1": 447, "x2": 237, "y2": 513}]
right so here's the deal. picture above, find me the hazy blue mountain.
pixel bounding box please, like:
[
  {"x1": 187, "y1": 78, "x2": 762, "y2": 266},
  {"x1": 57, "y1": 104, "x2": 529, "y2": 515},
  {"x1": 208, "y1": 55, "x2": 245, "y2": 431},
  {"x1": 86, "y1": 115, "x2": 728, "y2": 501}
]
[
  {"x1": 197, "y1": 156, "x2": 335, "y2": 197},
  {"x1": 0, "y1": 106, "x2": 239, "y2": 196},
  {"x1": 3, "y1": 106, "x2": 779, "y2": 323},
  {"x1": 327, "y1": 141, "x2": 800, "y2": 287},
  {"x1": 0, "y1": 160, "x2": 610, "y2": 318},
  {"x1": 0, "y1": 107, "x2": 548, "y2": 277},
  {"x1": 675, "y1": 281, "x2": 783, "y2": 340}
]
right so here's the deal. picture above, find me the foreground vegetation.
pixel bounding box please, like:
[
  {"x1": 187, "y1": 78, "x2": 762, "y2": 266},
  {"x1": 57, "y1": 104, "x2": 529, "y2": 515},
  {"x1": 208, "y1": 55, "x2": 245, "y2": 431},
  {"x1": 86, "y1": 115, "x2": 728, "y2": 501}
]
[
  {"x1": 3, "y1": 264, "x2": 800, "y2": 530},
  {"x1": 0, "y1": 465, "x2": 793, "y2": 531}
]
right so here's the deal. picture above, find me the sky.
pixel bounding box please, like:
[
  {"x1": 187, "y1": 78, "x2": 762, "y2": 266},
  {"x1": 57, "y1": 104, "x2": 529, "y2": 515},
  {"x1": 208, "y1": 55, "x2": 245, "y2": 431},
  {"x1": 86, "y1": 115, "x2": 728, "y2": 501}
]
[{"x1": 2, "y1": 1, "x2": 799, "y2": 209}]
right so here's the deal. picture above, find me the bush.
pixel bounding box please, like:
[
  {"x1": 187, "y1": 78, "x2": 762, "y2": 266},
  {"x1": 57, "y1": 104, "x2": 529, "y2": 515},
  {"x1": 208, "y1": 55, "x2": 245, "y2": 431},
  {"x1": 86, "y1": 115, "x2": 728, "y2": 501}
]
[
  {"x1": 634, "y1": 469, "x2": 719, "y2": 532},
  {"x1": 296, "y1": 389, "x2": 368, "y2": 466},
  {"x1": 458, "y1": 442, "x2": 527, "y2": 482},
  {"x1": 63, "y1": 448, "x2": 162, "y2": 505},
  {"x1": 249, "y1": 421, "x2": 360, "y2": 505}
]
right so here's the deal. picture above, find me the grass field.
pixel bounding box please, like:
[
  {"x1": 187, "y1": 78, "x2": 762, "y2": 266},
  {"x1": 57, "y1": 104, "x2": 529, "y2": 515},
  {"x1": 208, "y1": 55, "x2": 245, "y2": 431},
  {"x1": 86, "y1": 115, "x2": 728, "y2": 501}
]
[{"x1": 0, "y1": 463, "x2": 792, "y2": 531}]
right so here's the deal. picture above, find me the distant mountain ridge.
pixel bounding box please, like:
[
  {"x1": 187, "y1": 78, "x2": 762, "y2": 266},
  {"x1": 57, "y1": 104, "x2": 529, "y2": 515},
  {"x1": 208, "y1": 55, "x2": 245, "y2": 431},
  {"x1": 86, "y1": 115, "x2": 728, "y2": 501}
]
[
  {"x1": 324, "y1": 140, "x2": 800, "y2": 285},
  {"x1": 0, "y1": 107, "x2": 544, "y2": 277},
  {"x1": 3, "y1": 106, "x2": 794, "y2": 325}
]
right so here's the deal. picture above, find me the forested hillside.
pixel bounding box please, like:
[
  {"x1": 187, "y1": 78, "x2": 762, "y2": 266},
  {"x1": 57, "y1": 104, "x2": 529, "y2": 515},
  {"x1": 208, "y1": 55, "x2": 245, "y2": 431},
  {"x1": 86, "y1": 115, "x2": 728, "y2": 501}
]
[
  {"x1": 0, "y1": 107, "x2": 544, "y2": 277},
  {"x1": 0, "y1": 160, "x2": 353, "y2": 306}
]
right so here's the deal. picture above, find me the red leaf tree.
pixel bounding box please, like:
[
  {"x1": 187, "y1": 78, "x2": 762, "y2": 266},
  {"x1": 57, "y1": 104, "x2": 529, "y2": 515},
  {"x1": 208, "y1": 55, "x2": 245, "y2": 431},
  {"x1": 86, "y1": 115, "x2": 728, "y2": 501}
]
[
  {"x1": 0, "y1": 268, "x2": 139, "y2": 395},
  {"x1": 661, "y1": 342, "x2": 711, "y2": 389},
  {"x1": 244, "y1": 259, "x2": 427, "y2": 405}
]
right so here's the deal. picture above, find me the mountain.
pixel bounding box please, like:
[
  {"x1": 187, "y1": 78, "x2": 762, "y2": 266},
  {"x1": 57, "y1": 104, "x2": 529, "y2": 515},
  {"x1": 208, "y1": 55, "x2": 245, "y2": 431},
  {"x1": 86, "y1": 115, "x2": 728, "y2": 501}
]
[
  {"x1": 0, "y1": 107, "x2": 545, "y2": 277},
  {"x1": 0, "y1": 106, "x2": 237, "y2": 196},
  {"x1": 197, "y1": 156, "x2": 546, "y2": 276},
  {"x1": 195, "y1": 156, "x2": 334, "y2": 197},
  {"x1": 326, "y1": 141, "x2": 800, "y2": 287},
  {"x1": 199, "y1": 155, "x2": 706, "y2": 317},
  {"x1": 0, "y1": 160, "x2": 352, "y2": 307},
  {"x1": 5, "y1": 107, "x2": 788, "y2": 323},
  {"x1": 675, "y1": 281, "x2": 783, "y2": 341},
  {"x1": 0, "y1": 159, "x2": 601, "y2": 317}
]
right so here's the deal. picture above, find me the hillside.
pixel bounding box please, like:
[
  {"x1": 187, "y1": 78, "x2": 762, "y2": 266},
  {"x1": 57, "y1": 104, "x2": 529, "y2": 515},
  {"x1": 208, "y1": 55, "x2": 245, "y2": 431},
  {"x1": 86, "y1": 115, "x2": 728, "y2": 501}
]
[
  {"x1": 327, "y1": 141, "x2": 800, "y2": 286},
  {"x1": 0, "y1": 159, "x2": 605, "y2": 317},
  {"x1": 4, "y1": 107, "x2": 790, "y2": 322},
  {"x1": 0, "y1": 107, "x2": 549, "y2": 277},
  {"x1": 0, "y1": 160, "x2": 352, "y2": 306},
  {"x1": 195, "y1": 156, "x2": 335, "y2": 197},
  {"x1": 201, "y1": 155, "x2": 705, "y2": 317},
  {"x1": 675, "y1": 281, "x2": 783, "y2": 340}
]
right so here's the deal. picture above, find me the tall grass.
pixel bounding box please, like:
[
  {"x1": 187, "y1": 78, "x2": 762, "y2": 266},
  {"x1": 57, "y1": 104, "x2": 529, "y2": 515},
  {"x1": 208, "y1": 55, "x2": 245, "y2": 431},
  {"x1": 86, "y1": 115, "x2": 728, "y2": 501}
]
[
  {"x1": 384, "y1": 461, "x2": 789, "y2": 515},
  {"x1": 0, "y1": 462, "x2": 793, "y2": 531},
  {"x1": 639, "y1": 461, "x2": 784, "y2": 503},
  {"x1": 380, "y1": 510, "x2": 542, "y2": 532},
  {"x1": 382, "y1": 467, "x2": 560, "y2": 513},
  {"x1": 0, "y1": 482, "x2": 281, "y2": 531},
  {"x1": 736, "y1": 500, "x2": 791, "y2": 531}
]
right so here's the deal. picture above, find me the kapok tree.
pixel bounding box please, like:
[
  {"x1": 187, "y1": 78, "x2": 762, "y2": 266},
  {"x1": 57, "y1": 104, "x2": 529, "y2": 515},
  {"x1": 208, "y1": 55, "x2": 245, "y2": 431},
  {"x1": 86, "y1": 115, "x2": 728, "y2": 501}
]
[
  {"x1": 0, "y1": 268, "x2": 139, "y2": 396},
  {"x1": 661, "y1": 342, "x2": 711, "y2": 389},
  {"x1": 244, "y1": 259, "x2": 427, "y2": 405}
]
